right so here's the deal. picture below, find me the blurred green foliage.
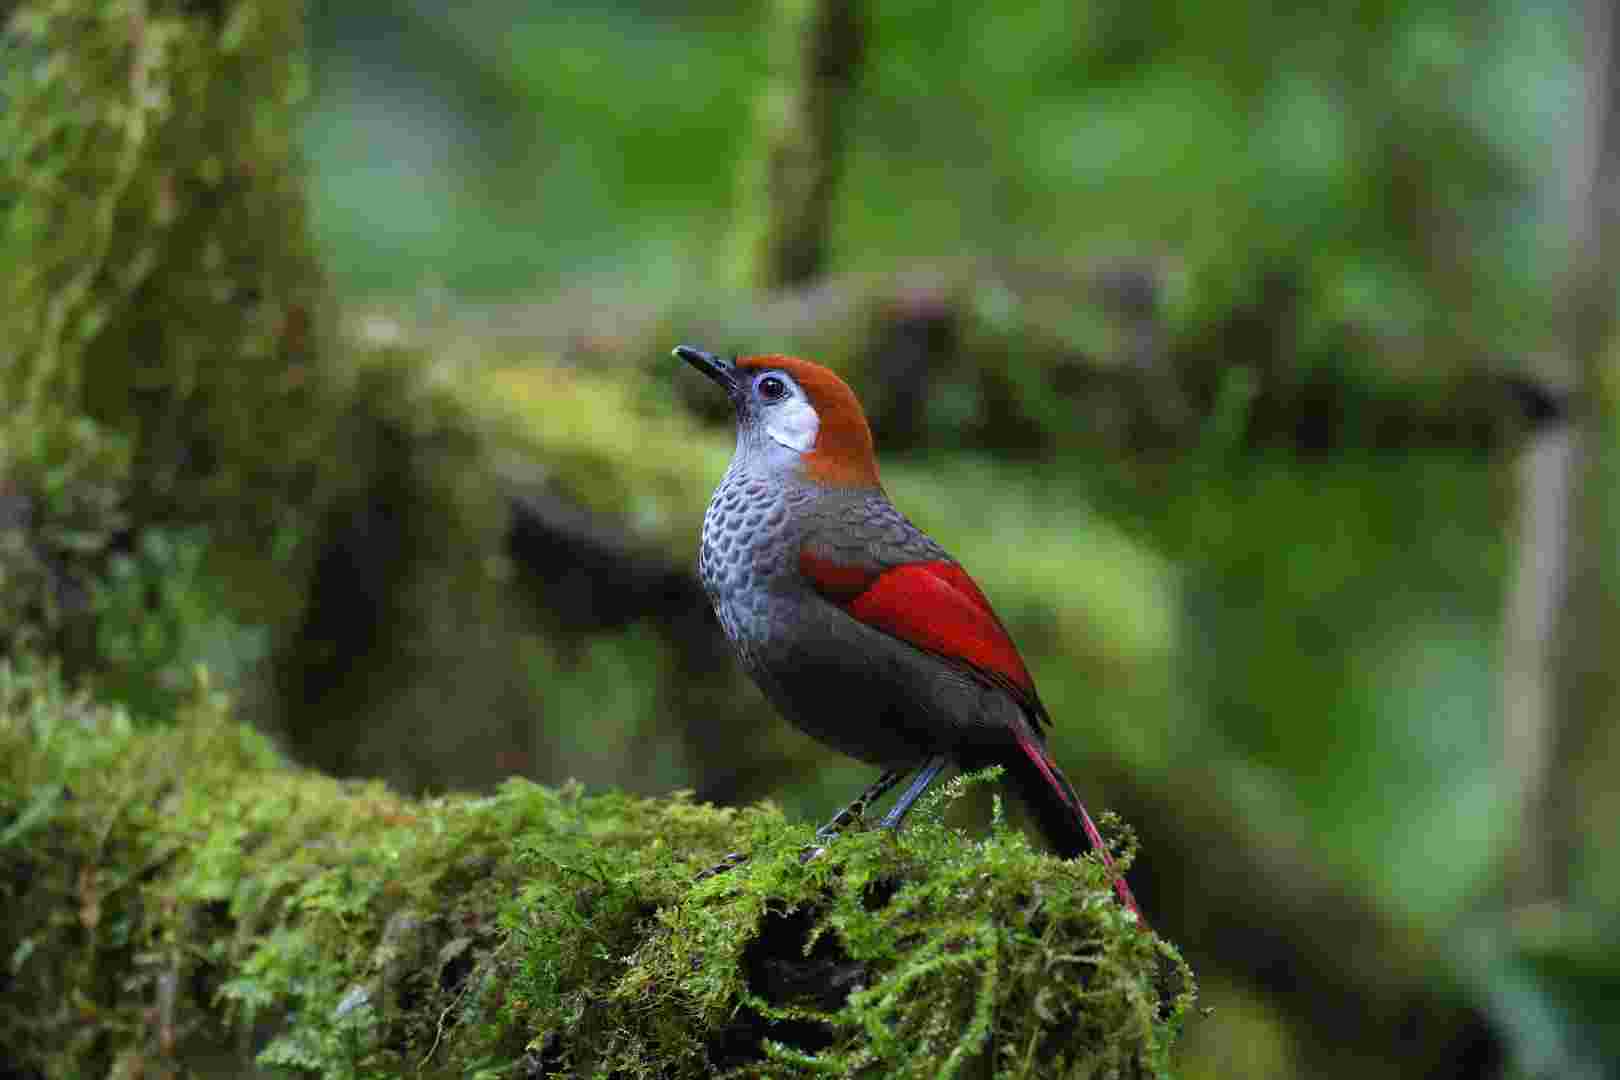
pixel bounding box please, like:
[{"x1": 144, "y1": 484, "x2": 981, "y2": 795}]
[
  {"x1": 296, "y1": 3, "x2": 1602, "y2": 1071},
  {"x1": 92, "y1": 526, "x2": 272, "y2": 719},
  {"x1": 306, "y1": 2, "x2": 1568, "y2": 374}
]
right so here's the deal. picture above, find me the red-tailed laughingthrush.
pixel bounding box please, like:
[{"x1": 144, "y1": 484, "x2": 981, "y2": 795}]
[{"x1": 676, "y1": 345, "x2": 1143, "y2": 922}]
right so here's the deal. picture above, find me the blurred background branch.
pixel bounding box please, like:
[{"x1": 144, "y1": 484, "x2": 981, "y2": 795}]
[
  {"x1": 732, "y1": 0, "x2": 867, "y2": 291},
  {"x1": 1506, "y1": 0, "x2": 1620, "y2": 918}
]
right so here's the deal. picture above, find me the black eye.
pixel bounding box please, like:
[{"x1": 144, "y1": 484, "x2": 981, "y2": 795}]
[{"x1": 758, "y1": 376, "x2": 788, "y2": 402}]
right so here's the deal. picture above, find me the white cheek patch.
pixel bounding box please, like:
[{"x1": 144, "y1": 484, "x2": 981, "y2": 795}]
[{"x1": 765, "y1": 396, "x2": 820, "y2": 453}]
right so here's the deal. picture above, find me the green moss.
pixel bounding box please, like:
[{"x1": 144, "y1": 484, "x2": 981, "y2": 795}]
[
  {"x1": 0, "y1": 662, "x2": 1190, "y2": 1077},
  {"x1": 2, "y1": 0, "x2": 332, "y2": 530}
]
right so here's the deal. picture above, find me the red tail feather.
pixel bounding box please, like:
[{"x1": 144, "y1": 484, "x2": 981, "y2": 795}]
[{"x1": 1008, "y1": 728, "x2": 1146, "y2": 927}]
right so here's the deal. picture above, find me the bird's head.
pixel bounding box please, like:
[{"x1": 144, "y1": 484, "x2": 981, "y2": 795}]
[{"x1": 675, "y1": 345, "x2": 880, "y2": 489}]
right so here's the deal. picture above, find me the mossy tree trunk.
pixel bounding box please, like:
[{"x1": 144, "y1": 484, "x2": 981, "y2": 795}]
[
  {"x1": 1, "y1": 0, "x2": 329, "y2": 515},
  {"x1": 0, "y1": 0, "x2": 338, "y2": 678}
]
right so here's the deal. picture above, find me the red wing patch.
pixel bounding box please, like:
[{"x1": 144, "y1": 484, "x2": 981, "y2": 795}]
[
  {"x1": 799, "y1": 551, "x2": 1036, "y2": 700},
  {"x1": 798, "y1": 550, "x2": 880, "y2": 600}
]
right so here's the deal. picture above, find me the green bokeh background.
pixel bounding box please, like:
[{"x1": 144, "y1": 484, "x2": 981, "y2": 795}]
[
  {"x1": 290, "y1": 4, "x2": 1608, "y2": 1074},
  {"x1": 5, "y1": 0, "x2": 1617, "y2": 1075}
]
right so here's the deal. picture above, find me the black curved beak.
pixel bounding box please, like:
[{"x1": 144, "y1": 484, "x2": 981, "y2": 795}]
[{"x1": 673, "y1": 345, "x2": 739, "y2": 394}]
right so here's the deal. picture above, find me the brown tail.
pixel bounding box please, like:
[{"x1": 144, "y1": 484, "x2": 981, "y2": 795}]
[{"x1": 1001, "y1": 728, "x2": 1147, "y2": 927}]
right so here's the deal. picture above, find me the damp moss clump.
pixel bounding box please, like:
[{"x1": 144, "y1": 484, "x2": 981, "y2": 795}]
[
  {"x1": 615, "y1": 773, "x2": 1191, "y2": 1079},
  {"x1": 0, "y1": 661, "x2": 1191, "y2": 1077}
]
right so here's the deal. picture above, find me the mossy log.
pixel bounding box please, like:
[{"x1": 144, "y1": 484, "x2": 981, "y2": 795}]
[{"x1": 0, "y1": 663, "x2": 1192, "y2": 1078}]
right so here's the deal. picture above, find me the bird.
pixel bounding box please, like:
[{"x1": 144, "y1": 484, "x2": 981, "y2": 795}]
[{"x1": 674, "y1": 345, "x2": 1144, "y2": 923}]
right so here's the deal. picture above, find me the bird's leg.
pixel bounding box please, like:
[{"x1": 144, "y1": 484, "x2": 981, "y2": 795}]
[
  {"x1": 800, "y1": 764, "x2": 913, "y2": 867},
  {"x1": 815, "y1": 767, "x2": 907, "y2": 842},
  {"x1": 876, "y1": 755, "x2": 950, "y2": 831},
  {"x1": 798, "y1": 767, "x2": 909, "y2": 865},
  {"x1": 699, "y1": 768, "x2": 910, "y2": 881}
]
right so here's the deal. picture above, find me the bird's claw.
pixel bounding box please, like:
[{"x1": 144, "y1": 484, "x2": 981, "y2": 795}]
[{"x1": 694, "y1": 851, "x2": 750, "y2": 882}]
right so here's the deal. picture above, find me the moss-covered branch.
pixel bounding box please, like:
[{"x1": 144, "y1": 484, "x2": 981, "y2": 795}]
[{"x1": 0, "y1": 662, "x2": 1191, "y2": 1077}]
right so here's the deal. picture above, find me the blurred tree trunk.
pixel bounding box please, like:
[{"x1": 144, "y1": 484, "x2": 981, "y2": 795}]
[
  {"x1": 1504, "y1": 0, "x2": 1620, "y2": 913},
  {"x1": 730, "y1": 0, "x2": 866, "y2": 292}
]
